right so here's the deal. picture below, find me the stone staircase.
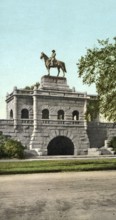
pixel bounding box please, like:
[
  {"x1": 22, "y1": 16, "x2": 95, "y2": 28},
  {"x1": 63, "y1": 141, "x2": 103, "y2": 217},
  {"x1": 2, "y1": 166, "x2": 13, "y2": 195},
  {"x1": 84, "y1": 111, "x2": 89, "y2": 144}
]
[{"x1": 100, "y1": 147, "x2": 114, "y2": 155}]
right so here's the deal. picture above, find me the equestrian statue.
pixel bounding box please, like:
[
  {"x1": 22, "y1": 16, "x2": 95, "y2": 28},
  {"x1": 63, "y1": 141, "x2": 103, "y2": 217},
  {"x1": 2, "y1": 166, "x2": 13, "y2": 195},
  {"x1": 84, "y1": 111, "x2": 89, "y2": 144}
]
[{"x1": 40, "y1": 50, "x2": 67, "y2": 77}]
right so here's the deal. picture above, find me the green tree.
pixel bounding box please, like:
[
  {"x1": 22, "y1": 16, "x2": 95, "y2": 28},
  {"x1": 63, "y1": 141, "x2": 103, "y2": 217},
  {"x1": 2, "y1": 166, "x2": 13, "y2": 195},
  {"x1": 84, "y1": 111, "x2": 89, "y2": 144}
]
[
  {"x1": 77, "y1": 38, "x2": 116, "y2": 121},
  {"x1": 85, "y1": 99, "x2": 99, "y2": 121}
]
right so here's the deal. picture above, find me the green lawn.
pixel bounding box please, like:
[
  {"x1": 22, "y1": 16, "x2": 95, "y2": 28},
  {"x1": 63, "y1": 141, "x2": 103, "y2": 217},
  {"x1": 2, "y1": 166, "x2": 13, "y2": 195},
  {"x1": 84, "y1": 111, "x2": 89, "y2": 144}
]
[{"x1": 0, "y1": 158, "x2": 116, "y2": 174}]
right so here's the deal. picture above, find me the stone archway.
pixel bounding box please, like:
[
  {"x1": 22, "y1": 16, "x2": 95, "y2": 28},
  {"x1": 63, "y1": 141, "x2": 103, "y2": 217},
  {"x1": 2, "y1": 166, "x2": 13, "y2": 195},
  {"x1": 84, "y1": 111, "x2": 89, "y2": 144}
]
[{"x1": 47, "y1": 136, "x2": 74, "y2": 155}]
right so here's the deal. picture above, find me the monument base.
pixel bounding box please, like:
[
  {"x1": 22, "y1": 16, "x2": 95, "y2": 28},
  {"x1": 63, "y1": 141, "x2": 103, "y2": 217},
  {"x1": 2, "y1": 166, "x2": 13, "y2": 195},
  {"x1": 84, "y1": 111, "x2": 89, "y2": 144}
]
[{"x1": 39, "y1": 75, "x2": 71, "y2": 91}]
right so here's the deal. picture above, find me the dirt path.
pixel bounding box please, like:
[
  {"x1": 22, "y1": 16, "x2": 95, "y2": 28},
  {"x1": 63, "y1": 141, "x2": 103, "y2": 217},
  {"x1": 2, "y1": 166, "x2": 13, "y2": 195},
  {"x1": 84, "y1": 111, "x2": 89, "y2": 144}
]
[{"x1": 0, "y1": 171, "x2": 116, "y2": 220}]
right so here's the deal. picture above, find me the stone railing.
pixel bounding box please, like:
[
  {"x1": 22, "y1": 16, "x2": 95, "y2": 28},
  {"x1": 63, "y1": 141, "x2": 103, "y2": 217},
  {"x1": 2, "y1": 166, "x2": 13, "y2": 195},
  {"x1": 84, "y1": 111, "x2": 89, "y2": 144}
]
[
  {"x1": 16, "y1": 90, "x2": 33, "y2": 95},
  {"x1": 40, "y1": 119, "x2": 85, "y2": 126},
  {"x1": 0, "y1": 119, "x2": 86, "y2": 127},
  {"x1": 16, "y1": 119, "x2": 85, "y2": 126},
  {"x1": 87, "y1": 121, "x2": 115, "y2": 128},
  {"x1": 0, "y1": 119, "x2": 14, "y2": 125},
  {"x1": 6, "y1": 90, "x2": 33, "y2": 99},
  {"x1": 36, "y1": 90, "x2": 88, "y2": 99},
  {"x1": 18, "y1": 119, "x2": 34, "y2": 125}
]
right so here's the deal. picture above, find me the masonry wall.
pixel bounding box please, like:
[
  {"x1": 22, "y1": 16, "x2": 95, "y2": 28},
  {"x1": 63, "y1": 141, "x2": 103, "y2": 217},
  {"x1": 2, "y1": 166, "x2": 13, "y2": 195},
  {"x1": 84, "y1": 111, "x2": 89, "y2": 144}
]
[
  {"x1": 7, "y1": 98, "x2": 14, "y2": 119},
  {"x1": 87, "y1": 122, "x2": 116, "y2": 148},
  {"x1": 0, "y1": 120, "x2": 33, "y2": 148},
  {"x1": 30, "y1": 123, "x2": 89, "y2": 155},
  {"x1": 17, "y1": 96, "x2": 33, "y2": 120},
  {"x1": 0, "y1": 120, "x2": 116, "y2": 154},
  {"x1": 37, "y1": 96, "x2": 85, "y2": 121}
]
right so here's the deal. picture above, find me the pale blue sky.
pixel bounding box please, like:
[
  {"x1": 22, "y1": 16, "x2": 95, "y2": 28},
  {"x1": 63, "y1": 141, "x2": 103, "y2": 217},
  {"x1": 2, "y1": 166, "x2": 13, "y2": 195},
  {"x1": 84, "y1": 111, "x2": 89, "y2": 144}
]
[{"x1": 0, "y1": 0, "x2": 115, "y2": 118}]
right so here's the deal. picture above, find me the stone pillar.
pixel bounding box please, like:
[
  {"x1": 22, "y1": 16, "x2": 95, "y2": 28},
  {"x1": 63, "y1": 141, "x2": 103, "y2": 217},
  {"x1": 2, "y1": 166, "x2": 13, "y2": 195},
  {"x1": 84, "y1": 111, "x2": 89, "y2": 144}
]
[
  {"x1": 13, "y1": 87, "x2": 18, "y2": 129},
  {"x1": 33, "y1": 86, "x2": 38, "y2": 130},
  {"x1": 6, "y1": 93, "x2": 9, "y2": 119},
  {"x1": 84, "y1": 95, "x2": 87, "y2": 129},
  {"x1": 84, "y1": 94, "x2": 87, "y2": 115}
]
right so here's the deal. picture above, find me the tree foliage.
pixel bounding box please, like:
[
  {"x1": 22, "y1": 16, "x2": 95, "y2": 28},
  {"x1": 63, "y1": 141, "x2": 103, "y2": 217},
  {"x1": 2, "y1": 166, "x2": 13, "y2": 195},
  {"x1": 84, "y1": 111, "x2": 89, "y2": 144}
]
[
  {"x1": 85, "y1": 99, "x2": 99, "y2": 121},
  {"x1": 77, "y1": 38, "x2": 116, "y2": 121}
]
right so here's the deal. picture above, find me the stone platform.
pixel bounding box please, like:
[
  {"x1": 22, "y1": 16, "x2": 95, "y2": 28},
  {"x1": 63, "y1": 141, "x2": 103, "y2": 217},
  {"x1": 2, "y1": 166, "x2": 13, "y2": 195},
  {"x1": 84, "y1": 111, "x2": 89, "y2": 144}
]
[{"x1": 39, "y1": 75, "x2": 71, "y2": 91}]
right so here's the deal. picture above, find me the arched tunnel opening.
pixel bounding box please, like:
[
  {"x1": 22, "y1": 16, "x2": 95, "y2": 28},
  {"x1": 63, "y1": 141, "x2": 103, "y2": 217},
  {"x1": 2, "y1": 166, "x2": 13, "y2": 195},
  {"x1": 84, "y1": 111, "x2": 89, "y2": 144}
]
[{"x1": 47, "y1": 136, "x2": 74, "y2": 155}]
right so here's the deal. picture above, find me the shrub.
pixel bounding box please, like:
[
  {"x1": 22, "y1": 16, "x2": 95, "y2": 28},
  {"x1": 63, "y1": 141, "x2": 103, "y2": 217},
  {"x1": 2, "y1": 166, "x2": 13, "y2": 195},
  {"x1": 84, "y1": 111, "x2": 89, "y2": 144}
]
[
  {"x1": 108, "y1": 137, "x2": 116, "y2": 153},
  {"x1": 4, "y1": 139, "x2": 25, "y2": 159},
  {"x1": 0, "y1": 131, "x2": 25, "y2": 159},
  {"x1": 0, "y1": 132, "x2": 7, "y2": 158},
  {"x1": 0, "y1": 131, "x2": 7, "y2": 143},
  {"x1": 0, "y1": 144, "x2": 6, "y2": 158}
]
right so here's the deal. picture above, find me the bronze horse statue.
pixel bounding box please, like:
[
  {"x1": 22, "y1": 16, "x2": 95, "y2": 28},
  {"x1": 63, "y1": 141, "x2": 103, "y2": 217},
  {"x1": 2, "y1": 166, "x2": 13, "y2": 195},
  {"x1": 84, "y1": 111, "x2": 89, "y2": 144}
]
[{"x1": 40, "y1": 52, "x2": 67, "y2": 77}]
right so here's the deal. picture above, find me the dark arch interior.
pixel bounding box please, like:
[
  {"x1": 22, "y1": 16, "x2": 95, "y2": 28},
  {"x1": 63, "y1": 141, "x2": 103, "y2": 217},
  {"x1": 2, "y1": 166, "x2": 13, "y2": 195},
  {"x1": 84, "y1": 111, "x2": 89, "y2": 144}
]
[
  {"x1": 72, "y1": 110, "x2": 79, "y2": 120},
  {"x1": 47, "y1": 136, "x2": 74, "y2": 155},
  {"x1": 21, "y1": 109, "x2": 29, "y2": 119},
  {"x1": 42, "y1": 109, "x2": 49, "y2": 119},
  {"x1": 10, "y1": 109, "x2": 13, "y2": 119},
  {"x1": 58, "y1": 110, "x2": 64, "y2": 120}
]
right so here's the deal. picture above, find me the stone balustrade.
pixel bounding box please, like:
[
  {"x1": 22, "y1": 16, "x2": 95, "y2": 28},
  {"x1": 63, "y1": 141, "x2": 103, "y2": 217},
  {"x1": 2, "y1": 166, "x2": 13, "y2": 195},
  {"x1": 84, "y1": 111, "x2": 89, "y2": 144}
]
[
  {"x1": 18, "y1": 119, "x2": 34, "y2": 125},
  {"x1": 88, "y1": 121, "x2": 115, "y2": 128},
  {"x1": 6, "y1": 88, "x2": 91, "y2": 99},
  {"x1": 0, "y1": 120, "x2": 14, "y2": 125},
  {"x1": 0, "y1": 119, "x2": 85, "y2": 126},
  {"x1": 18, "y1": 119, "x2": 85, "y2": 126},
  {"x1": 0, "y1": 119, "x2": 114, "y2": 128},
  {"x1": 40, "y1": 119, "x2": 85, "y2": 126}
]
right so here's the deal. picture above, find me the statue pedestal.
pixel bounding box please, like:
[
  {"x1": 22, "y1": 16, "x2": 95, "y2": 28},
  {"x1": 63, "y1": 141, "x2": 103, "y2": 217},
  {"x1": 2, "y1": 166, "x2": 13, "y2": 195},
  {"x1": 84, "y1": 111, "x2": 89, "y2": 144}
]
[{"x1": 39, "y1": 75, "x2": 71, "y2": 91}]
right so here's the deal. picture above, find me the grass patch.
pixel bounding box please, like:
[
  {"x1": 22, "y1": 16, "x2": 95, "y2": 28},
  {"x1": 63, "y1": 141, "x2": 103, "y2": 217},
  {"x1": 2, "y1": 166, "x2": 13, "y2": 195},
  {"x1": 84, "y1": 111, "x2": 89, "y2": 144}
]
[{"x1": 0, "y1": 158, "x2": 116, "y2": 175}]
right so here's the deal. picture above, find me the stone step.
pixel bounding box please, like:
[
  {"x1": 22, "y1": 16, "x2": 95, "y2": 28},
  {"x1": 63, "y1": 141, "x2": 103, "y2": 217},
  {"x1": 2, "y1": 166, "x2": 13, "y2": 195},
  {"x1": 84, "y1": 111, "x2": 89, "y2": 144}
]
[
  {"x1": 100, "y1": 147, "x2": 114, "y2": 155},
  {"x1": 88, "y1": 148, "x2": 101, "y2": 156}
]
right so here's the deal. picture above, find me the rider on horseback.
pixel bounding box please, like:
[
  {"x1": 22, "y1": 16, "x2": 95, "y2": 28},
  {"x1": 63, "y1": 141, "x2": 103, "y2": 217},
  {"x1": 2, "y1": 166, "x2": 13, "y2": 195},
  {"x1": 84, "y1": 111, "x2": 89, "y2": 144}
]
[
  {"x1": 40, "y1": 51, "x2": 67, "y2": 77},
  {"x1": 50, "y1": 50, "x2": 56, "y2": 66}
]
